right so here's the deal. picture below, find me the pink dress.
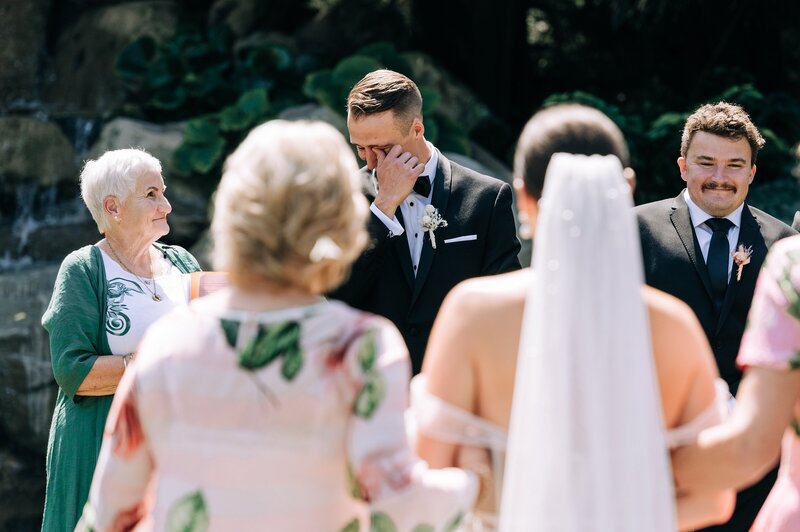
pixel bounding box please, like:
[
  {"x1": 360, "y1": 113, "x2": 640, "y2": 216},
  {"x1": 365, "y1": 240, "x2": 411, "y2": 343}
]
[
  {"x1": 79, "y1": 300, "x2": 477, "y2": 531},
  {"x1": 738, "y1": 235, "x2": 800, "y2": 532}
]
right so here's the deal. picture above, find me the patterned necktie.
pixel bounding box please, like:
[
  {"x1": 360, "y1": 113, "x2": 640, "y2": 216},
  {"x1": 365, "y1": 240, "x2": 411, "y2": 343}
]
[
  {"x1": 413, "y1": 175, "x2": 431, "y2": 197},
  {"x1": 705, "y1": 217, "x2": 734, "y2": 302}
]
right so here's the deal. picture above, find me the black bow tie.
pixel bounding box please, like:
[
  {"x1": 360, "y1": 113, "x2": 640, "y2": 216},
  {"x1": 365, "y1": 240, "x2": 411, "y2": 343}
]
[{"x1": 413, "y1": 175, "x2": 432, "y2": 197}]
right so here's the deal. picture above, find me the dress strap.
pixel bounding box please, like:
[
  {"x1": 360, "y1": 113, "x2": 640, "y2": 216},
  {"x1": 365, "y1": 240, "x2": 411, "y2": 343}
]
[{"x1": 409, "y1": 374, "x2": 507, "y2": 450}]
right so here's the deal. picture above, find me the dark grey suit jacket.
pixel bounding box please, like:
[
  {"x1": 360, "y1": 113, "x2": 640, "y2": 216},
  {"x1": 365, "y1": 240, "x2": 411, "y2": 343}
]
[
  {"x1": 792, "y1": 210, "x2": 800, "y2": 231},
  {"x1": 636, "y1": 191, "x2": 796, "y2": 394},
  {"x1": 330, "y1": 149, "x2": 521, "y2": 374}
]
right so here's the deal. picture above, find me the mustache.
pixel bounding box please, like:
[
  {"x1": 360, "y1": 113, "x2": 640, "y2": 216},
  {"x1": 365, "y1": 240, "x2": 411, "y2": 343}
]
[{"x1": 702, "y1": 183, "x2": 737, "y2": 192}]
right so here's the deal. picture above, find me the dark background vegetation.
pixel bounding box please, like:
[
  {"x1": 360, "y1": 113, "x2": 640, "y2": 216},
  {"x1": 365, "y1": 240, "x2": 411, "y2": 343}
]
[{"x1": 106, "y1": 0, "x2": 800, "y2": 220}]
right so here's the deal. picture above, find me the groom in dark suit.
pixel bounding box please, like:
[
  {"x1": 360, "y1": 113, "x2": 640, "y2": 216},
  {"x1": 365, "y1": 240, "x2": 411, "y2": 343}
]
[
  {"x1": 329, "y1": 69, "x2": 521, "y2": 374},
  {"x1": 636, "y1": 102, "x2": 796, "y2": 532}
]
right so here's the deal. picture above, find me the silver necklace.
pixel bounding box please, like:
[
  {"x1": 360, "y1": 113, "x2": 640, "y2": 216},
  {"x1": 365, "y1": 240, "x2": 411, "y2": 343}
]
[{"x1": 106, "y1": 240, "x2": 162, "y2": 302}]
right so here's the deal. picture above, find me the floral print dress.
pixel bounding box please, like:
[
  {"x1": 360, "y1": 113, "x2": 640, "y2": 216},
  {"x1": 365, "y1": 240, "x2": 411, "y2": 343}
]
[
  {"x1": 79, "y1": 299, "x2": 476, "y2": 531},
  {"x1": 738, "y1": 235, "x2": 800, "y2": 532}
]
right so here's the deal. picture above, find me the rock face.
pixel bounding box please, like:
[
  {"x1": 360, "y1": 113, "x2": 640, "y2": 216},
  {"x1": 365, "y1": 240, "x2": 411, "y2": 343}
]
[
  {"x1": 44, "y1": 1, "x2": 180, "y2": 115},
  {"x1": 0, "y1": 0, "x2": 52, "y2": 110},
  {"x1": 0, "y1": 266, "x2": 60, "y2": 531},
  {"x1": 0, "y1": 117, "x2": 75, "y2": 187},
  {"x1": 0, "y1": 117, "x2": 97, "y2": 269}
]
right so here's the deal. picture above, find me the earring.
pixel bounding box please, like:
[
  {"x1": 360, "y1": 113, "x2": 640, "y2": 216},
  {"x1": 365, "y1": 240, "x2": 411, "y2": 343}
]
[{"x1": 518, "y1": 211, "x2": 532, "y2": 240}]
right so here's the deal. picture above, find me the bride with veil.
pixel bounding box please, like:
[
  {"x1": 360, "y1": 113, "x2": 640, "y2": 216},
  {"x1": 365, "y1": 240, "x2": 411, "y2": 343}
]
[{"x1": 412, "y1": 104, "x2": 733, "y2": 530}]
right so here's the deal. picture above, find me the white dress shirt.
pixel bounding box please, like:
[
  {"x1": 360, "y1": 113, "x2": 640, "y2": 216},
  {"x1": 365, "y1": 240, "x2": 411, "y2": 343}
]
[
  {"x1": 683, "y1": 189, "x2": 744, "y2": 275},
  {"x1": 370, "y1": 142, "x2": 439, "y2": 276}
]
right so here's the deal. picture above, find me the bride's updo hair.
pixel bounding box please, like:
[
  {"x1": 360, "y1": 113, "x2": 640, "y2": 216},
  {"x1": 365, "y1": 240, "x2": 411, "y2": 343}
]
[
  {"x1": 514, "y1": 104, "x2": 629, "y2": 199},
  {"x1": 212, "y1": 120, "x2": 369, "y2": 294}
]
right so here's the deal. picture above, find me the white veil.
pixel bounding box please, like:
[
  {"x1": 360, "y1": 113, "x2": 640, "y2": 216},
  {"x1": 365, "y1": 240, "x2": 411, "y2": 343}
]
[{"x1": 498, "y1": 154, "x2": 675, "y2": 531}]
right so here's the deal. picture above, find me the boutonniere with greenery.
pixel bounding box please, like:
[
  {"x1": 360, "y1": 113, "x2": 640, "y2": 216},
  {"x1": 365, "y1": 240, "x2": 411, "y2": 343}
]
[
  {"x1": 420, "y1": 204, "x2": 448, "y2": 249},
  {"x1": 732, "y1": 244, "x2": 753, "y2": 281}
]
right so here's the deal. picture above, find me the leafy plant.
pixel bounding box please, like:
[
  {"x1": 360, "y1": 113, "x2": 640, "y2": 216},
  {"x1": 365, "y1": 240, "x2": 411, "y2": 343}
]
[
  {"x1": 116, "y1": 25, "x2": 313, "y2": 187},
  {"x1": 172, "y1": 88, "x2": 270, "y2": 178}
]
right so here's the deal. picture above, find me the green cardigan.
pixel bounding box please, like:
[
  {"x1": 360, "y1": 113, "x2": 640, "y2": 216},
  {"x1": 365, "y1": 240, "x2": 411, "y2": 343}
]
[{"x1": 40, "y1": 243, "x2": 200, "y2": 532}]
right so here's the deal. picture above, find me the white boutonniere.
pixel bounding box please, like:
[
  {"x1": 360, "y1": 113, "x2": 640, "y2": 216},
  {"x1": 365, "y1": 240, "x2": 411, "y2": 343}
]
[
  {"x1": 420, "y1": 204, "x2": 448, "y2": 249},
  {"x1": 732, "y1": 244, "x2": 753, "y2": 281}
]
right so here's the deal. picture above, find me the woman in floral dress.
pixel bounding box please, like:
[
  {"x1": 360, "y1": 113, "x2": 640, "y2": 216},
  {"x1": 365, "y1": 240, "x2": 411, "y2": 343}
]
[{"x1": 78, "y1": 120, "x2": 477, "y2": 531}]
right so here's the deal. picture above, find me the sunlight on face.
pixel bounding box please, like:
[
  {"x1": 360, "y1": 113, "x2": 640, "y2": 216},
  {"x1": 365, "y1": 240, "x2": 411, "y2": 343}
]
[
  {"x1": 117, "y1": 171, "x2": 172, "y2": 241},
  {"x1": 678, "y1": 131, "x2": 756, "y2": 217}
]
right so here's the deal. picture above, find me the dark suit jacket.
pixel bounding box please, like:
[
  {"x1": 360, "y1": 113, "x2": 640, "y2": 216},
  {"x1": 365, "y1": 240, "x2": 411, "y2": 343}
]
[
  {"x1": 792, "y1": 210, "x2": 800, "y2": 231},
  {"x1": 637, "y1": 191, "x2": 795, "y2": 532},
  {"x1": 330, "y1": 150, "x2": 521, "y2": 374},
  {"x1": 636, "y1": 192, "x2": 796, "y2": 395}
]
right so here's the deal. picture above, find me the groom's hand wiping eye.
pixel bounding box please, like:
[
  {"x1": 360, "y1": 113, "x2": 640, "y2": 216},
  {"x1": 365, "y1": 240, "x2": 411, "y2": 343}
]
[{"x1": 372, "y1": 145, "x2": 425, "y2": 218}]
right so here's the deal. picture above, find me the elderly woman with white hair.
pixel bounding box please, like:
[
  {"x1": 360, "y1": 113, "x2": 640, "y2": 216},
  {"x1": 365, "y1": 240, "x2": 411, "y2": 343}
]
[
  {"x1": 41, "y1": 148, "x2": 201, "y2": 531},
  {"x1": 78, "y1": 120, "x2": 476, "y2": 531}
]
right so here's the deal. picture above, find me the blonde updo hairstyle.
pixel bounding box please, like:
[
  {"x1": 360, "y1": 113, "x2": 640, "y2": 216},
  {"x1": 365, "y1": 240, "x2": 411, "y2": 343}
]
[{"x1": 212, "y1": 120, "x2": 369, "y2": 294}]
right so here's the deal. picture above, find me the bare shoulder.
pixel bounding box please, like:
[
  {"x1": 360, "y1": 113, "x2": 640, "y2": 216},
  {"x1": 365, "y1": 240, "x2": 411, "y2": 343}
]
[
  {"x1": 643, "y1": 285, "x2": 716, "y2": 374},
  {"x1": 445, "y1": 269, "x2": 530, "y2": 314},
  {"x1": 425, "y1": 269, "x2": 529, "y2": 373},
  {"x1": 642, "y1": 285, "x2": 700, "y2": 329}
]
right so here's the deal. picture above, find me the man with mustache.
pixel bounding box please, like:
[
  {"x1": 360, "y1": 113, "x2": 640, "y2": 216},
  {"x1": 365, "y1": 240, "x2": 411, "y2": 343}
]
[{"x1": 636, "y1": 102, "x2": 796, "y2": 532}]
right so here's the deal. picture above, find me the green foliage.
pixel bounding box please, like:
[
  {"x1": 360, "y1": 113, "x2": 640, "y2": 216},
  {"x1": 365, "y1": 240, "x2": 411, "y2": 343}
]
[
  {"x1": 303, "y1": 42, "x2": 472, "y2": 156},
  {"x1": 117, "y1": 29, "x2": 484, "y2": 192},
  {"x1": 237, "y1": 321, "x2": 303, "y2": 381},
  {"x1": 116, "y1": 26, "x2": 237, "y2": 117},
  {"x1": 353, "y1": 372, "x2": 386, "y2": 419},
  {"x1": 173, "y1": 118, "x2": 226, "y2": 177},
  {"x1": 747, "y1": 178, "x2": 800, "y2": 226},
  {"x1": 116, "y1": 25, "x2": 313, "y2": 188},
  {"x1": 370, "y1": 512, "x2": 397, "y2": 532},
  {"x1": 166, "y1": 491, "x2": 208, "y2": 532},
  {"x1": 340, "y1": 518, "x2": 360, "y2": 532}
]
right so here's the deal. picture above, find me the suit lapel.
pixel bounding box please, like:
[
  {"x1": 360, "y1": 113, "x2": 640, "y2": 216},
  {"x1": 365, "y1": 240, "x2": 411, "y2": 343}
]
[
  {"x1": 411, "y1": 151, "x2": 451, "y2": 307},
  {"x1": 715, "y1": 205, "x2": 762, "y2": 333},
  {"x1": 670, "y1": 193, "x2": 715, "y2": 301}
]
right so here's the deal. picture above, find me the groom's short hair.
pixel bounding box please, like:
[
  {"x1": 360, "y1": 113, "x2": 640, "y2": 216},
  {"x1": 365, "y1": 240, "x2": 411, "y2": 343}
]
[{"x1": 347, "y1": 70, "x2": 423, "y2": 131}]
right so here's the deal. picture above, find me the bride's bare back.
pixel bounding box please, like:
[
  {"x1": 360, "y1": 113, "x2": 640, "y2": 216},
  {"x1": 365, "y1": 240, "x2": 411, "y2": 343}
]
[{"x1": 419, "y1": 268, "x2": 718, "y2": 460}]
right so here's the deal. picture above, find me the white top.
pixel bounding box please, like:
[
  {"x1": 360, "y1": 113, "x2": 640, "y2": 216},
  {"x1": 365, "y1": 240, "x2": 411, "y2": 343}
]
[
  {"x1": 370, "y1": 141, "x2": 439, "y2": 276},
  {"x1": 100, "y1": 247, "x2": 190, "y2": 355},
  {"x1": 683, "y1": 189, "x2": 745, "y2": 274}
]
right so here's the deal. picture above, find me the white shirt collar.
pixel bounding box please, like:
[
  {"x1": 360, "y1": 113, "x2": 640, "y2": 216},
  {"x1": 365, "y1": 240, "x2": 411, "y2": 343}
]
[
  {"x1": 421, "y1": 141, "x2": 438, "y2": 183},
  {"x1": 683, "y1": 189, "x2": 744, "y2": 229}
]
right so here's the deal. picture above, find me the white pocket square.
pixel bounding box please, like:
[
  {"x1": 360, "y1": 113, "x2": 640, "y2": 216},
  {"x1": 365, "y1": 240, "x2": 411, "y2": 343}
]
[{"x1": 444, "y1": 235, "x2": 478, "y2": 244}]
